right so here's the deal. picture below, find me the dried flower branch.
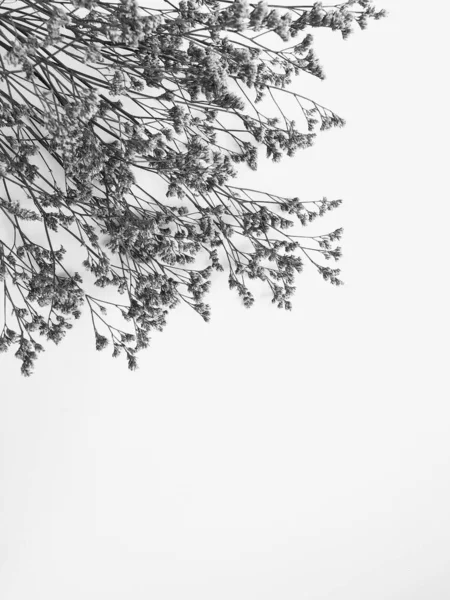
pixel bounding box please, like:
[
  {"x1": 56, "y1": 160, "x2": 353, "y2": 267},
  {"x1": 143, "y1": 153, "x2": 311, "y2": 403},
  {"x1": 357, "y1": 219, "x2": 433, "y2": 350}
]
[{"x1": 0, "y1": 0, "x2": 385, "y2": 375}]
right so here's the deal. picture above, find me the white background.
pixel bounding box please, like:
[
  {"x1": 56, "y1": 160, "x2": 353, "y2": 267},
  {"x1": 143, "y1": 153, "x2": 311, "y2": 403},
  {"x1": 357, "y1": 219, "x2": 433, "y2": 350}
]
[{"x1": 1, "y1": 1, "x2": 450, "y2": 598}]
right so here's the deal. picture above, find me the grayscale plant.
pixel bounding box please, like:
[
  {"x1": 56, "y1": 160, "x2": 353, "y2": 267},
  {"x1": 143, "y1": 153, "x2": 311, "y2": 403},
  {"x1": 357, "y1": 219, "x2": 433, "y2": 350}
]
[{"x1": 0, "y1": 0, "x2": 386, "y2": 375}]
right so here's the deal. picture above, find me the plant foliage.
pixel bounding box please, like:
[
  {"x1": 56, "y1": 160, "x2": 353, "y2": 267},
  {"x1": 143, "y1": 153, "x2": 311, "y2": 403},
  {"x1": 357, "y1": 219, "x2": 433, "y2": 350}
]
[{"x1": 0, "y1": 0, "x2": 385, "y2": 375}]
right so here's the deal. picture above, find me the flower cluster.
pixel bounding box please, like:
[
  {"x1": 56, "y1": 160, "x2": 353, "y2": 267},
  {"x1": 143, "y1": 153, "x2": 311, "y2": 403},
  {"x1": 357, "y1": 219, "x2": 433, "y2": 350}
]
[{"x1": 0, "y1": 0, "x2": 385, "y2": 374}]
